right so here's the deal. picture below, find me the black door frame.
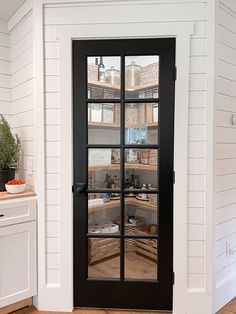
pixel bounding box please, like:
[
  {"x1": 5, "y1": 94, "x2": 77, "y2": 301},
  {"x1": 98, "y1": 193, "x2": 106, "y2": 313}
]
[{"x1": 73, "y1": 38, "x2": 176, "y2": 311}]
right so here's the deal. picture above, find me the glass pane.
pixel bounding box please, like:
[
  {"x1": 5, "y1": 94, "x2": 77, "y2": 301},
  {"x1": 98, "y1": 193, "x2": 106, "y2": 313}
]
[
  {"x1": 88, "y1": 56, "x2": 120, "y2": 99},
  {"x1": 88, "y1": 103, "x2": 120, "y2": 145},
  {"x1": 125, "y1": 103, "x2": 158, "y2": 144},
  {"x1": 125, "y1": 56, "x2": 159, "y2": 99},
  {"x1": 88, "y1": 193, "x2": 120, "y2": 235},
  {"x1": 88, "y1": 149, "x2": 120, "y2": 189},
  {"x1": 125, "y1": 238, "x2": 158, "y2": 280},
  {"x1": 125, "y1": 149, "x2": 158, "y2": 189},
  {"x1": 88, "y1": 237, "x2": 120, "y2": 278},
  {"x1": 124, "y1": 193, "x2": 158, "y2": 236}
]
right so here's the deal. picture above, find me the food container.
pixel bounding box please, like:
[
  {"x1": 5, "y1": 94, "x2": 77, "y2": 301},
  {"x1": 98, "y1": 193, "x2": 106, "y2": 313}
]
[
  {"x1": 102, "y1": 104, "x2": 114, "y2": 123},
  {"x1": 90, "y1": 103, "x2": 102, "y2": 122},
  {"x1": 126, "y1": 149, "x2": 140, "y2": 164},
  {"x1": 105, "y1": 66, "x2": 120, "y2": 86},
  {"x1": 125, "y1": 61, "x2": 141, "y2": 90}
]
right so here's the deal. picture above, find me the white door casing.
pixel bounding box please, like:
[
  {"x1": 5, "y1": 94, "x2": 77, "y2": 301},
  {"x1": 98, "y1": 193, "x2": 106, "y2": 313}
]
[{"x1": 34, "y1": 12, "x2": 198, "y2": 312}]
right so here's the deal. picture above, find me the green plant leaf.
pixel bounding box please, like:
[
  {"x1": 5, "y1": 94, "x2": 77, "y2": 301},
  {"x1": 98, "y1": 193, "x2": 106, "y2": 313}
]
[{"x1": 0, "y1": 114, "x2": 21, "y2": 170}]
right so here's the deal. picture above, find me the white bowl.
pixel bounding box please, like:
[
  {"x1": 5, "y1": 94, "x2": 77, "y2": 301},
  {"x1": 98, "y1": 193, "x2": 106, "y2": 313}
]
[{"x1": 5, "y1": 184, "x2": 26, "y2": 194}]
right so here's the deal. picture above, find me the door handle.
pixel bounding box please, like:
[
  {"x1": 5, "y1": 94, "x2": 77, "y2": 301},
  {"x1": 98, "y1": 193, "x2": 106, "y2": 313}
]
[{"x1": 74, "y1": 182, "x2": 87, "y2": 196}]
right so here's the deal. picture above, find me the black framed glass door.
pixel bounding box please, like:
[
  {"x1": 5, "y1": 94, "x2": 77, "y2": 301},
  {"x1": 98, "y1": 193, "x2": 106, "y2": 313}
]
[{"x1": 73, "y1": 38, "x2": 175, "y2": 311}]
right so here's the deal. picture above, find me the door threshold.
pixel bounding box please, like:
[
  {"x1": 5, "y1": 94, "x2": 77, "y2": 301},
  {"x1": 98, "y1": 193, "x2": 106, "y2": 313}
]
[{"x1": 75, "y1": 307, "x2": 172, "y2": 313}]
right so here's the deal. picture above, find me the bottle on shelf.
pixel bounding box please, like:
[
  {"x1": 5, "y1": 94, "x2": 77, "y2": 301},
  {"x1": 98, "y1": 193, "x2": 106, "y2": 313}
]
[
  {"x1": 131, "y1": 174, "x2": 135, "y2": 187},
  {"x1": 104, "y1": 173, "x2": 112, "y2": 189},
  {"x1": 113, "y1": 175, "x2": 119, "y2": 189},
  {"x1": 134, "y1": 174, "x2": 140, "y2": 189},
  {"x1": 98, "y1": 57, "x2": 105, "y2": 82},
  {"x1": 111, "y1": 176, "x2": 115, "y2": 189}
]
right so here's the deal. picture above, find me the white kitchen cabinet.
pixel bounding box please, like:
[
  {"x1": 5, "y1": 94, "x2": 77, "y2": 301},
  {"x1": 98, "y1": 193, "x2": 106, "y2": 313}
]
[{"x1": 0, "y1": 195, "x2": 37, "y2": 308}]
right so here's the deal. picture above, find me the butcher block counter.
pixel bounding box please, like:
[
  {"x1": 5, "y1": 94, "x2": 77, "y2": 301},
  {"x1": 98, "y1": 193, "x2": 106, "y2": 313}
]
[{"x1": 0, "y1": 190, "x2": 36, "y2": 201}]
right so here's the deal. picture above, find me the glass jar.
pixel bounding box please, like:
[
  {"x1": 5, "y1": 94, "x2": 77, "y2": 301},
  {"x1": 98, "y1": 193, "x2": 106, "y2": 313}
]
[
  {"x1": 125, "y1": 61, "x2": 141, "y2": 90},
  {"x1": 105, "y1": 66, "x2": 120, "y2": 86}
]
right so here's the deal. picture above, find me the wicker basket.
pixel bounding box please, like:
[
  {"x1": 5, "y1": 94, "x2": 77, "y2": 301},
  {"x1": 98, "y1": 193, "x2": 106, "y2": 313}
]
[
  {"x1": 149, "y1": 150, "x2": 158, "y2": 166},
  {"x1": 114, "y1": 103, "x2": 120, "y2": 125},
  {"x1": 115, "y1": 216, "x2": 145, "y2": 252},
  {"x1": 140, "y1": 149, "x2": 150, "y2": 164}
]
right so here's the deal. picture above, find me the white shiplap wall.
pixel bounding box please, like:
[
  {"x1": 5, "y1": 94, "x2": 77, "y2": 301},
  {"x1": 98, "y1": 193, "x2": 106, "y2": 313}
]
[
  {"x1": 43, "y1": 0, "x2": 207, "y2": 290},
  {"x1": 0, "y1": 19, "x2": 11, "y2": 118},
  {"x1": 215, "y1": 0, "x2": 236, "y2": 311},
  {"x1": 10, "y1": 12, "x2": 35, "y2": 190}
]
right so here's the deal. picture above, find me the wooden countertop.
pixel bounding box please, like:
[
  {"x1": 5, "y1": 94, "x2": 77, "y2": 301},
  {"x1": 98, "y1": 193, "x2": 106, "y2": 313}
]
[{"x1": 0, "y1": 190, "x2": 36, "y2": 201}]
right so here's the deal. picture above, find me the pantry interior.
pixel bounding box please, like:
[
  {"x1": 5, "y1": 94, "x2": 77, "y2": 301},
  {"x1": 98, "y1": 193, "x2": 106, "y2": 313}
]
[{"x1": 87, "y1": 56, "x2": 159, "y2": 279}]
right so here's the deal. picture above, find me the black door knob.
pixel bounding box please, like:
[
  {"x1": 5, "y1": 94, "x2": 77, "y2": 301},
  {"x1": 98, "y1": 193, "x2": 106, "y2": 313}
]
[{"x1": 74, "y1": 182, "x2": 87, "y2": 196}]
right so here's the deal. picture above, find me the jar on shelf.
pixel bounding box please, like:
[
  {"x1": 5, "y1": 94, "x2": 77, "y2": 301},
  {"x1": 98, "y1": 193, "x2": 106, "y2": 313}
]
[
  {"x1": 125, "y1": 61, "x2": 141, "y2": 90},
  {"x1": 102, "y1": 104, "x2": 114, "y2": 124},
  {"x1": 105, "y1": 66, "x2": 120, "y2": 86}
]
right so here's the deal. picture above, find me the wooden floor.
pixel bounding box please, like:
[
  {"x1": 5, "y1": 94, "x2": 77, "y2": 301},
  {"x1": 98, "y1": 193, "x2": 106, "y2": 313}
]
[
  {"x1": 14, "y1": 307, "x2": 170, "y2": 314},
  {"x1": 89, "y1": 252, "x2": 157, "y2": 280},
  {"x1": 217, "y1": 297, "x2": 236, "y2": 314},
  {"x1": 9, "y1": 296, "x2": 236, "y2": 314}
]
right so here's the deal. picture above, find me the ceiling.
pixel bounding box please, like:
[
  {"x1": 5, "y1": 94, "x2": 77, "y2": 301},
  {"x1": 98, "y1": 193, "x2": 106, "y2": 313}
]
[{"x1": 0, "y1": 0, "x2": 26, "y2": 21}]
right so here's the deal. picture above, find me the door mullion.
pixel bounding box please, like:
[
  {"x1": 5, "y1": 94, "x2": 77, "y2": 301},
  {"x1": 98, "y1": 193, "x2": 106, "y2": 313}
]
[{"x1": 120, "y1": 53, "x2": 125, "y2": 281}]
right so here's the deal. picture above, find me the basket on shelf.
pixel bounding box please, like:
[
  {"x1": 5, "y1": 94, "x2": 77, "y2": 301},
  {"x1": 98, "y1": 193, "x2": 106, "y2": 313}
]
[
  {"x1": 149, "y1": 149, "x2": 158, "y2": 166},
  {"x1": 114, "y1": 104, "x2": 120, "y2": 125},
  {"x1": 125, "y1": 104, "x2": 139, "y2": 126},
  {"x1": 115, "y1": 216, "x2": 145, "y2": 252},
  {"x1": 140, "y1": 149, "x2": 150, "y2": 164}
]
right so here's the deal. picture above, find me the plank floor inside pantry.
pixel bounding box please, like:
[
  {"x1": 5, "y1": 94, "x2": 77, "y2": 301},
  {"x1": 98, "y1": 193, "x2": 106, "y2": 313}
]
[{"x1": 88, "y1": 252, "x2": 157, "y2": 279}]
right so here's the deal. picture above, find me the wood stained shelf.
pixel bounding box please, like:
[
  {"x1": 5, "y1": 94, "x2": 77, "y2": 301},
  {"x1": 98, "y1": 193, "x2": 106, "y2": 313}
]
[
  {"x1": 88, "y1": 80, "x2": 158, "y2": 91},
  {"x1": 88, "y1": 122, "x2": 158, "y2": 129},
  {"x1": 88, "y1": 198, "x2": 157, "y2": 213},
  {"x1": 89, "y1": 163, "x2": 157, "y2": 172}
]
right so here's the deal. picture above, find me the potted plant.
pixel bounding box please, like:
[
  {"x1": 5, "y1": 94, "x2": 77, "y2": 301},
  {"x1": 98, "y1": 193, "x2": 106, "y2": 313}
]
[{"x1": 0, "y1": 115, "x2": 21, "y2": 191}]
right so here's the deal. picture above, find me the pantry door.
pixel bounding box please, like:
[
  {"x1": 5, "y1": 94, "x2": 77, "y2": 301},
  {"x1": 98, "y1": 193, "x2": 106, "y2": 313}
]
[{"x1": 73, "y1": 38, "x2": 175, "y2": 311}]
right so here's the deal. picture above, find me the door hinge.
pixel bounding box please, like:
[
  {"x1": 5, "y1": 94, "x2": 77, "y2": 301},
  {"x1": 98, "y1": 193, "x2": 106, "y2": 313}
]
[
  {"x1": 173, "y1": 67, "x2": 177, "y2": 81},
  {"x1": 173, "y1": 171, "x2": 175, "y2": 184},
  {"x1": 172, "y1": 271, "x2": 175, "y2": 285}
]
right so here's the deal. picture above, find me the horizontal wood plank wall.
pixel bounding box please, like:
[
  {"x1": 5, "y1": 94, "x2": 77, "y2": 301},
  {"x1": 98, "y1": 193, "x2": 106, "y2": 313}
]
[
  {"x1": 10, "y1": 13, "x2": 35, "y2": 190},
  {"x1": 214, "y1": 0, "x2": 236, "y2": 311},
  {"x1": 43, "y1": 0, "x2": 207, "y2": 291},
  {"x1": 0, "y1": 19, "x2": 11, "y2": 118}
]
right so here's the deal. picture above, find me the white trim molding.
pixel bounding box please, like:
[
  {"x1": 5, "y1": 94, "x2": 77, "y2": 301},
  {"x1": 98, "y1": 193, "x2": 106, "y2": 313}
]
[{"x1": 58, "y1": 23, "x2": 194, "y2": 314}]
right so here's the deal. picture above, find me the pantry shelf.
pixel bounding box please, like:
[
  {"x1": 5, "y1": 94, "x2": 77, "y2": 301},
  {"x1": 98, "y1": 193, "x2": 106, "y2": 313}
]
[
  {"x1": 88, "y1": 197, "x2": 157, "y2": 213},
  {"x1": 88, "y1": 122, "x2": 158, "y2": 129},
  {"x1": 88, "y1": 80, "x2": 158, "y2": 91},
  {"x1": 89, "y1": 163, "x2": 157, "y2": 172}
]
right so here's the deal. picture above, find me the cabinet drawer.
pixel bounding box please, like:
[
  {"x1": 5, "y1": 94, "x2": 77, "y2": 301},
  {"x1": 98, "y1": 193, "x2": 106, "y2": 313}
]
[{"x1": 0, "y1": 199, "x2": 36, "y2": 227}]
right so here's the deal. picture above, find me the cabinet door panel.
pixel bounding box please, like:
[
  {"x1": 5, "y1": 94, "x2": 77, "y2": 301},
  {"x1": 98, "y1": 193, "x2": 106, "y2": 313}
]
[{"x1": 0, "y1": 221, "x2": 37, "y2": 307}]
